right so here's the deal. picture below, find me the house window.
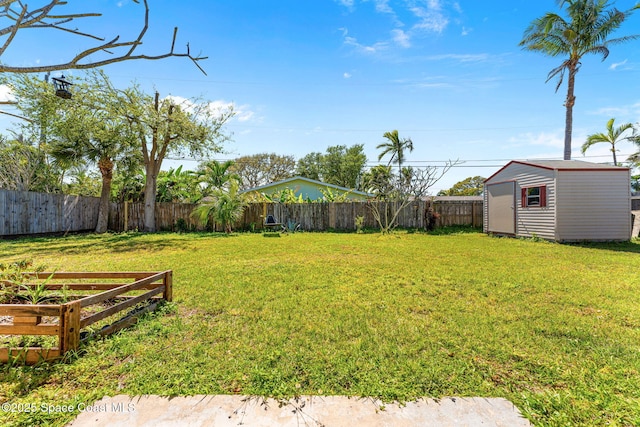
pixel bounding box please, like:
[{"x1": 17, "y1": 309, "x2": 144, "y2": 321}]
[{"x1": 521, "y1": 186, "x2": 547, "y2": 208}]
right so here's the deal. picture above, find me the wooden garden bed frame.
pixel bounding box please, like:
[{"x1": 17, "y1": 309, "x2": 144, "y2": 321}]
[{"x1": 0, "y1": 271, "x2": 172, "y2": 364}]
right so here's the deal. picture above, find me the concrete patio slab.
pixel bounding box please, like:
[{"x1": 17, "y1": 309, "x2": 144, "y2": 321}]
[{"x1": 66, "y1": 395, "x2": 532, "y2": 427}]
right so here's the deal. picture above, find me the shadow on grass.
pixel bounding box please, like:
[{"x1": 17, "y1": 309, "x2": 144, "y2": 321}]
[
  {"x1": 427, "y1": 225, "x2": 483, "y2": 236},
  {"x1": 0, "y1": 231, "x2": 239, "y2": 258},
  {"x1": 565, "y1": 239, "x2": 640, "y2": 254}
]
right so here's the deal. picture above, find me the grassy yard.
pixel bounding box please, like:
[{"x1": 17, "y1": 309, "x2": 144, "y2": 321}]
[{"x1": 0, "y1": 230, "x2": 639, "y2": 426}]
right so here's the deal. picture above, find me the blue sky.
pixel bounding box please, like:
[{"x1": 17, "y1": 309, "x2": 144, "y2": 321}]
[{"x1": 1, "y1": 0, "x2": 640, "y2": 192}]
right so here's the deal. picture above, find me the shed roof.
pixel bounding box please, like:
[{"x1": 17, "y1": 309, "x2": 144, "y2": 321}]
[{"x1": 486, "y1": 160, "x2": 628, "y2": 183}]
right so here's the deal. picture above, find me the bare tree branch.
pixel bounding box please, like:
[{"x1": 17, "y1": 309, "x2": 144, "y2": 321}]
[{"x1": 0, "y1": 0, "x2": 207, "y2": 74}]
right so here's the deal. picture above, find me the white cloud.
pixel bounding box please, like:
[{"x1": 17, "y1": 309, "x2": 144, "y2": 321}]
[
  {"x1": 207, "y1": 99, "x2": 235, "y2": 112},
  {"x1": 609, "y1": 59, "x2": 628, "y2": 70},
  {"x1": 411, "y1": 7, "x2": 449, "y2": 34},
  {"x1": 343, "y1": 31, "x2": 389, "y2": 54},
  {"x1": 336, "y1": 0, "x2": 355, "y2": 10},
  {"x1": 164, "y1": 97, "x2": 256, "y2": 123},
  {"x1": 461, "y1": 26, "x2": 472, "y2": 36},
  {"x1": 343, "y1": 72, "x2": 352, "y2": 79},
  {"x1": 340, "y1": 1, "x2": 466, "y2": 55},
  {"x1": 371, "y1": 0, "x2": 393, "y2": 14},
  {"x1": 0, "y1": 84, "x2": 15, "y2": 102},
  {"x1": 391, "y1": 29, "x2": 411, "y2": 48},
  {"x1": 589, "y1": 102, "x2": 640, "y2": 122},
  {"x1": 208, "y1": 100, "x2": 258, "y2": 123}
]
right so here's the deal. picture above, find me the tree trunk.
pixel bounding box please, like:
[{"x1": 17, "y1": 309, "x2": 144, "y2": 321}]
[
  {"x1": 96, "y1": 157, "x2": 114, "y2": 233},
  {"x1": 563, "y1": 65, "x2": 577, "y2": 161},
  {"x1": 143, "y1": 168, "x2": 158, "y2": 232}
]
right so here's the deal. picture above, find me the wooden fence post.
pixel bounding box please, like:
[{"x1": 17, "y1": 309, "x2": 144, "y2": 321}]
[
  {"x1": 59, "y1": 300, "x2": 81, "y2": 354},
  {"x1": 163, "y1": 270, "x2": 173, "y2": 302},
  {"x1": 124, "y1": 200, "x2": 129, "y2": 232}
]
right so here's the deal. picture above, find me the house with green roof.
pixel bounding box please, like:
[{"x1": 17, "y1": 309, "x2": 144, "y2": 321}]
[{"x1": 241, "y1": 176, "x2": 372, "y2": 202}]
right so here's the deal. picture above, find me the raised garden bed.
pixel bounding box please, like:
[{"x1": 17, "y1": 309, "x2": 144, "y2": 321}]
[{"x1": 0, "y1": 271, "x2": 172, "y2": 364}]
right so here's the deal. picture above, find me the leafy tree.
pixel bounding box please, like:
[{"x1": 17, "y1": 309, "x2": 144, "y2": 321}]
[
  {"x1": 111, "y1": 169, "x2": 145, "y2": 203},
  {"x1": 116, "y1": 87, "x2": 234, "y2": 232},
  {"x1": 1, "y1": 74, "x2": 67, "y2": 192},
  {"x1": 519, "y1": 0, "x2": 639, "y2": 160},
  {"x1": 582, "y1": 118, "x2": 634, "y2": 166},
  {"x1": 192, "y1": 179, "x2": 247, "y2": 233},
  {"x1": 632, "y1": 175, "x2": 639, "y2": 193},
  {"x1": 322, "y1": 144, "x2": 367, "y2": 189},
  {"x1": 377, "y1": 130, "x2": 413, "y2": 175},
  {"x1": 362, "y1": 165, "x2": 394, "y2": 198},
  {"x1": 156, "y1": 166, "x2": 199, "y2": 203},
  {"x1": 438, "y1": 176, "x2": 486, "y2": 196},
  {"x1": 231, "y1": 153, "x2": 296, "y2": 189},
  {"x1": 0, "y1": 136, "x2": 58, "y2": 192},
  {"x1": 296, "y1": 152, "x2": 323, "y2": 181},
  {"x1": 296, "y1": 145, "x2": 367, "y2": 189},
  {"x1": 64, "y1": 167, "x2": 102, "y2": 197}
]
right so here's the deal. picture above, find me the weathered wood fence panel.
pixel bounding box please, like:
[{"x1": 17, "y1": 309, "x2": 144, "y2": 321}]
[
  {"x1": 434, "y1": 200, "x2": 482, "y2": 227},
  {"x1": 109, "y1": 200, "x2": 482, "y2": 231},
  {"x1": 1, "y1": 190, "x2": 484, "y2": 236},
  {"x1": 108, "y1": 202, "x2": 203, "y2": 232},
  {"x1": 0, "y1": 189, "x2": 99, "y2": 236}
]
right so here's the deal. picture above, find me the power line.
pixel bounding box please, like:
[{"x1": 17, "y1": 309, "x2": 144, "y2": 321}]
[{"x1": 164, "y1": 153, "x2": 634, "y2": 169}]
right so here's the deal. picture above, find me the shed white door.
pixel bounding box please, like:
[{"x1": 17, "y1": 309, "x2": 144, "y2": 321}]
[{"x1": 487, "y1": 181, "x2": 515, "y2": 235}]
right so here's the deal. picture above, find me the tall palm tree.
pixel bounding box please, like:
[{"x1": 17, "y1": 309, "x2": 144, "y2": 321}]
[
  {"x1": 519, "y1": 0, "x2": 639, "y2": 160},
  {"x1": 377, "y1": 130, "x2": 414, "y2": 175},
  {"x1": 582, "y1": 118, "x2": 633, "y2": 166}
]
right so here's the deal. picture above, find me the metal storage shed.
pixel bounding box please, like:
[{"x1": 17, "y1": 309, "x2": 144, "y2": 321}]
[{"x1": 483, "y1": 160, "x2": 631, "y2": 242}]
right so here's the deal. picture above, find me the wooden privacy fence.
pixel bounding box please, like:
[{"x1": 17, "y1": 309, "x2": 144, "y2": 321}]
[
  {"x1": 0, "y1": 189, "x2": 99, "y2": 236},
  {"x1": 0, "y1": 271, "x2": 172, "y2": 364},
  {"x1": 109, "y1": 199, "x2": 483, "y2": 232},
  {"x1": 0, "y1": 189, "x2": 482, "y2": 235}
]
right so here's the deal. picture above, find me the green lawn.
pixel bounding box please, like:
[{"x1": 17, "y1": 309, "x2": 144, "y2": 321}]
[{"x1": 1, "y1": 231, "x2": 639, "y2": 426}]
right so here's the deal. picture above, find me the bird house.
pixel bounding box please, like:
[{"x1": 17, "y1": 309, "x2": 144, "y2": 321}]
[{"x1": 52, "y1": 75, "x2": 73, "y2": 99}]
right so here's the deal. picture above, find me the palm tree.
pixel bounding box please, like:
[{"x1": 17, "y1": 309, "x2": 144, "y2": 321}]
[
  {"x1": 628, "y1": 128, "x2": 640, "y2": 176},
  {"x1": 377, "y1": 130, "x2": 414, "y2": 175},
  {"x1": 197, "y1": 159, "x2": 238, "y2": 194},
  {"x1": 191, "y1": 179, "x2": 247, "y2": 233},
  {"x1": 50, "y1": 124, "x2": 129, "y2": 233},
  {"x1": 582, "y1": 118, "x2": 633, "y2": 166},
  {"x1": 519, "y1": 0, "x2": 639, "y2": 160}
]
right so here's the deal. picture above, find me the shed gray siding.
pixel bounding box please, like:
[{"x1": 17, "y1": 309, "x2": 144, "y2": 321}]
[
  {"x1": 484, "y1": 162, "x2": 556, "y2": 240},
  {"x1": 555, "y1": 170, "x2": 631, "y2": 241},
  {"x1": 513, "y1": 166, "x2": 555, "y2": 241}
]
